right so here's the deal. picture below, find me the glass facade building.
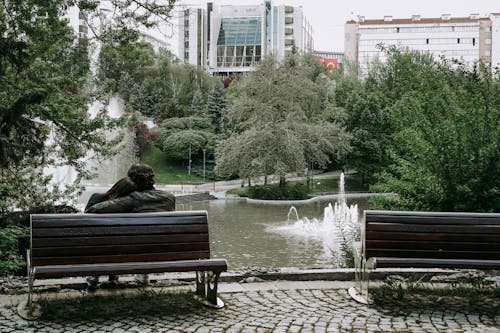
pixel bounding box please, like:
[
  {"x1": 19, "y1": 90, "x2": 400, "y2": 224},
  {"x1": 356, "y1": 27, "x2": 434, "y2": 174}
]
[{"x1": 178, "y1": 1, "x2": 314, "y2": 75}]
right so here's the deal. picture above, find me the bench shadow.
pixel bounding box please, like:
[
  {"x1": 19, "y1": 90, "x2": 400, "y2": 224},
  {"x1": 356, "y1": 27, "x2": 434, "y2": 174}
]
[{"x1": 36, "y1": 288, "x2": 206, "y2": 322}]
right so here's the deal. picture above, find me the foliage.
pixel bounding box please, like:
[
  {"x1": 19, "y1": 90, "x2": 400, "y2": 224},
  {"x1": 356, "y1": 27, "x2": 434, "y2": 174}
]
[
  {"x1": 247, "y1": 183, "x2": 310, "y2": 200},
  {"x1": 156, "y1": 117, "x2": 216, "y2": 161},
  {"x1": 136, "y1": 56, "x2": 214, "y2": 120},
  {"x1": 0, "y1": 0, "x2": 178, "y2": 216},
  {"x1": 371, "y1": 275, "x2": 500, "y2": 317},
  {"x1": 0, "y1": 225, "x2": 28, "y2": 276},
  {"x1": 98, "y1": 31, "x2": 156, "y2": 99},
  {"x1": 364, "y1": 48, "x2": 500, "y2": 212},
  {"x1": 216, "y1": 54, "x2": 351, "y2": 186}
]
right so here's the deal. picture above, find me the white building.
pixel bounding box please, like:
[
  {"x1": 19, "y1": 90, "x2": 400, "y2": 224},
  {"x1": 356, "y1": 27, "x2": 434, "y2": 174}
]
[
  {"x1": 345, "y1": 13, "x2": 500, "y2": 75},
  {"x1": 63, "y1": 3, "x2": 171, "y2": 53},
  {"x1": 178, "y1": 1, "x2": 314, "y2": 75}
]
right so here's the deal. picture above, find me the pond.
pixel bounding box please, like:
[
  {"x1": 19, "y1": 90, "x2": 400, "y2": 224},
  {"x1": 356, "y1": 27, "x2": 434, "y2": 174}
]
[{"x1": 177, "y1": 196, "x2": 371, "y2": 270}]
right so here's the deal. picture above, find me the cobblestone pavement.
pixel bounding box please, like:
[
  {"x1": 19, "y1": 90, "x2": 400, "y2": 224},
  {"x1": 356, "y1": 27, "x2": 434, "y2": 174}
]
[{"x1": 0, "y1": 280, "x2": 499, "y2": 333}]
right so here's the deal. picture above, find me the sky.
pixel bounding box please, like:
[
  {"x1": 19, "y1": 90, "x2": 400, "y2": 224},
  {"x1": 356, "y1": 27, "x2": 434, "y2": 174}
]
[{"x1": 175, "y1": 0, "x2": 499, "y2": 51}]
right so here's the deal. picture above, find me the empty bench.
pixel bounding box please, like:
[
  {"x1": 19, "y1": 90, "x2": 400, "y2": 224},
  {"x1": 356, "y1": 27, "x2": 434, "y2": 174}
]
[
  {"x1": 19, "y1": 211, "x2": 228, "y2": 319},
  {"x1": 349, "y1": 210, "x2": 500, "y2": 303}
]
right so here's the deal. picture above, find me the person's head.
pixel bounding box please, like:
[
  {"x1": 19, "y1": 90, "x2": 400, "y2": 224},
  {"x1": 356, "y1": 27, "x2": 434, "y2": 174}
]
[
  {"x1": 127, "y1": 163, "x2": 155, "y2": 191},
  {"x1": 103, "y1": 177, "x2": 137, "y2": 199}
]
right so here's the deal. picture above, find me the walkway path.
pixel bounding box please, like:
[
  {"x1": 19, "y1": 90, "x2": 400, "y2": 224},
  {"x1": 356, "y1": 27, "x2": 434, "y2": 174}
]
[
  {"x1": 1, "y1": 276, "x2": 498, "y2": 332},
  {"x1": 156, "y1": 170, "x2": 348, "y2": 194}
]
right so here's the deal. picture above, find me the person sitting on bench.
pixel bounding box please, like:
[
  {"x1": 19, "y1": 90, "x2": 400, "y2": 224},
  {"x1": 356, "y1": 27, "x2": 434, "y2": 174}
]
[{"x1": 86, "y1": 164, "x2": 176, "y2": 286}]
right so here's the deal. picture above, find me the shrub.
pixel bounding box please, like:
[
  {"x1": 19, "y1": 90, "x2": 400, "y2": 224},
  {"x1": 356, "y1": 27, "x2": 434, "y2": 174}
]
[
  {"x1": 247, "y1": 183, "x2": 310, "y2": 200},
  {"x1": 0, "y1": 225, "x2": 28, "y2": 276}
]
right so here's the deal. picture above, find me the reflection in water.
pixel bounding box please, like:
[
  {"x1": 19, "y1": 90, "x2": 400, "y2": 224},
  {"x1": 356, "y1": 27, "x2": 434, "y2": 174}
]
[{"x1": 178, "y1": 196, "x2": 369, "y2": 269}]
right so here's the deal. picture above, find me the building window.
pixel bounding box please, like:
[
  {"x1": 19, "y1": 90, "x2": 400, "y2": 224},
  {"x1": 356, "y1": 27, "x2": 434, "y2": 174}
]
[
  {"x1": 484, "y1": 50, "x2": 491, "y2": 56},
  {"x1": 457, "y1": 38, "x2": 460, "y2": 44},
  {"x1": 473, "y1": 38, "x2": 475, "y2": 46},
  {"x1": 426, "y1": 38, "x2": 429, "y2": 44},
  {"x1": 485, "y1": 38, "x2": 492, "y2": 45}
]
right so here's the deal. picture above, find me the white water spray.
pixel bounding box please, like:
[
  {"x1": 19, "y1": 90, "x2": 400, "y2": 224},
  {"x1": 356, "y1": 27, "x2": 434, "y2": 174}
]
[{"x1": 270, "y1": 173, "x2": 360, "y2": 266}]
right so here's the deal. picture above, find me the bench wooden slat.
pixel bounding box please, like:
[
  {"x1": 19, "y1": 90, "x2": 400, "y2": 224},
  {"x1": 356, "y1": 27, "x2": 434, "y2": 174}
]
[
  {"x1": 34, "y1": 259, "x2": 228, "y2": 279},
  {"x1": 365, "y1": 249, "x2": 500, "y2": 260},
  {"x1": 365, "y1": 231, "x2": 499, "y2": 242},
  {"x1": 32, "y1": 224, "x2": 209, "y2": 237},
  {"x1": 374, "y1": 258, "x2": 500, "y2": 269},
  {"x1": 32, "y1": 242, "x2": 210, "y2": 257},
  {"x1": 366, "y1": 240, "x2": 500, "y2": 251},
  {"x1": 365, "y1": 223, "x2": 500, "y2": 234},
  {"x1": 365, "y1": 215, "x2": 499, "y2": 225},
  {"x1": 32, "y1": 251, "x2": 211, "y2": 266},
  {"x1": 32, "y1": 215, "x2": 207, "y2": 228},
  {"x1": 32, "y1": 234, "x2": 209, "y2": 248}
]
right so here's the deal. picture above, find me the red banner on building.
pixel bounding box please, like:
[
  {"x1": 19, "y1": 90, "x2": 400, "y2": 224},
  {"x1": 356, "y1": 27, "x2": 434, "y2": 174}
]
[{"x1": 316, "y1": 56, "x2": 338, "y2": 71}]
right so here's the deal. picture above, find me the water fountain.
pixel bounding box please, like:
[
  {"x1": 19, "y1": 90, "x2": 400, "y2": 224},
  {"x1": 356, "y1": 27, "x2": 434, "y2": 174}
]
[{"x1": 268, "y1": 173, "x2": 360, "y2": 267}]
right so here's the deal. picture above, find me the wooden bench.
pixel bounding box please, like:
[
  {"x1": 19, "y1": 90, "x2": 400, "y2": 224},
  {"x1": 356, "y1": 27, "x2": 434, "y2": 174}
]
[
  {"x1": 349, "y1": 210, "x2": 500, "y2": 304},
  {"x1": 18, "y1": 211, "x2": 228, "y2": 319}
]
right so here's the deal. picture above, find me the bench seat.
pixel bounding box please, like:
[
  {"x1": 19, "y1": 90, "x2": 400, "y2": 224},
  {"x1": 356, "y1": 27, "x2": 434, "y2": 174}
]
[{"x1": 34, "y1": 259, "x2": 228, "y2": 279}]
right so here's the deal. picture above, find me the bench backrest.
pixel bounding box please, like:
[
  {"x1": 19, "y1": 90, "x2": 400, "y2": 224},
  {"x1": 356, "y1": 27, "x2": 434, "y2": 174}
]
[
  {"x1": 30, "y1": 211, "x2": 210, "y2": 267},
  {"x1": 364, "y1": 210, "x2": 500, "y2": 261}
]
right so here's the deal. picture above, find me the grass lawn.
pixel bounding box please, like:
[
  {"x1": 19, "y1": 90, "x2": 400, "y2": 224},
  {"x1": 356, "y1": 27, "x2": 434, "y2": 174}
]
[{"x1": 140, "y1": 146, "x2": 205, "y2": 184}]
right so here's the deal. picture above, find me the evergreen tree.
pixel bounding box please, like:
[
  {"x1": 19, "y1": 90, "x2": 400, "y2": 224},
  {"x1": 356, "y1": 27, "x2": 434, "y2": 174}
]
[
  {"x1": 190, "y1": 89, "x2": 205, "y2": 115},
  {"x1": 206, "y1": 81, "x2": 227, "y2": 134}
]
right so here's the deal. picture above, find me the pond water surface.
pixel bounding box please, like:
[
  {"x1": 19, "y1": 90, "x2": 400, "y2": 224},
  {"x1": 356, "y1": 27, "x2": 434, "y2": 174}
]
[{"x1": 177, "y1": 196, "x2": 371, "y2": 270}]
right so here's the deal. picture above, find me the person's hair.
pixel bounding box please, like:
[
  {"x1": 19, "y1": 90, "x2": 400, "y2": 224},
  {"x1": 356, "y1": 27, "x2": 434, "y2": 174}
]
[
  {"x1": 103, "y1": 177, "x2": 138, "y2": 199},
  {"x1": 127, "y1": 163, "x2": 155, "y2": 191}
]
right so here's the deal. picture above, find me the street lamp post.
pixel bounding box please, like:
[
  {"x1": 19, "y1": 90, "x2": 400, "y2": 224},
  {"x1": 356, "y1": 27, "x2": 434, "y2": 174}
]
[
  {"x1": 203, "y1": 149, "x2": 206, "y2": 182},
  {"x1": 188, "y1": 144, "x2": 192, "y2": 181}
]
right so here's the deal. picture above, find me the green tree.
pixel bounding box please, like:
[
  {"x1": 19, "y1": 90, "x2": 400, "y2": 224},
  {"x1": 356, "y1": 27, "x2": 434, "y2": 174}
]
[
  {"x1": 0, "y1": 0, "x2": 177, "y2": 216},
  {"x1": 216, "y1": 55, "x2": 351, "y2": 186},
  {"x1": 363, "y1": 48, "x2": 500, "y2": 212}
]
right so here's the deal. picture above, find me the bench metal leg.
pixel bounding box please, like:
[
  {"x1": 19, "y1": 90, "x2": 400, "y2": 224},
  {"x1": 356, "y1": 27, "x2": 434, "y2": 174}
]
[
  {"x1": 194, "y1": 270, "x2": 224, "y2": 309},
  {"x1": 17, "y1": 265, "x2": 41, "y2": 320},
  {"x1": 195, "y1": 271, "x2": 206, "y2": 298},
  {"x1": 206, "y1": 271, "x2": 223, "y2": 308},
  {"x1": 349, "y1": 257, "x2": 375, "y2": 304}
]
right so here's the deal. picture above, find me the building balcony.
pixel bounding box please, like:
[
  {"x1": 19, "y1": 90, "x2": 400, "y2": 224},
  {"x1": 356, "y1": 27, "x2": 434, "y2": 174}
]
[
  {"x1": 285, "y1": 6, "x2": 294, "y2": 14},
  {"x1": 285, "y1": 17, "x2": 293, "y2": 25},
  {"x1": 285, "y1": 27, "x2": 293, "y2": 35},
  {"x1": 285, "y1": 38, "x2": 295, "y2": 46}
]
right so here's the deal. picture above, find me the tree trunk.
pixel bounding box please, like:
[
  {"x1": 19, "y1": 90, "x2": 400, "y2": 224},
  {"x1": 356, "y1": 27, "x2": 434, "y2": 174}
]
[
  {"x1": 279, "y1": 175, "x2": 286, "y2": 188},
  {"x1": 264, "y1": 175, "x2": 268, "y2": 185}
]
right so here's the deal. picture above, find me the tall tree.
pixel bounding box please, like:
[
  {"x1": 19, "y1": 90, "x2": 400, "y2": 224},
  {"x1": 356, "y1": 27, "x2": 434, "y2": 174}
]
[
  {"x1": 206, "y1": 81, "x2": 227, "y2": 134},
  {"x1": 0, "y1": 0, "x2": 177, "y2": 215},
  {"x1": 215, "y1": 55, "x2": 351, "y2": 186}
]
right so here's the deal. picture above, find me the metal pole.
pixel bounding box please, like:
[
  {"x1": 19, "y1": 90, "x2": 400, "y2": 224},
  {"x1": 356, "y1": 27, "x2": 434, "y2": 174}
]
[
  {"x1": 203, "y1": 149, "x2": 206, "y2": 181},
  {"x1": 188, "y1": 144, "x2": 192, "y2": 180}
]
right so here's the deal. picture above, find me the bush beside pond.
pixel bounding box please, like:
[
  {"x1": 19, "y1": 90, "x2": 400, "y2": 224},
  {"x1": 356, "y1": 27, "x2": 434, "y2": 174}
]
[{"x1": 246, "y1": 183, "x2": 310, "y2": 200}]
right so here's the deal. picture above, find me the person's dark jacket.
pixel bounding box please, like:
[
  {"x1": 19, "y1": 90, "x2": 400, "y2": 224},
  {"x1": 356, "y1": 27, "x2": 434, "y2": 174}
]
[
  {"x1": 84, "y1": 193, "x2": 107, "y2": 212},
  {"x1": 85, "y1": 189, "x2": 175, "y2": 213}
]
